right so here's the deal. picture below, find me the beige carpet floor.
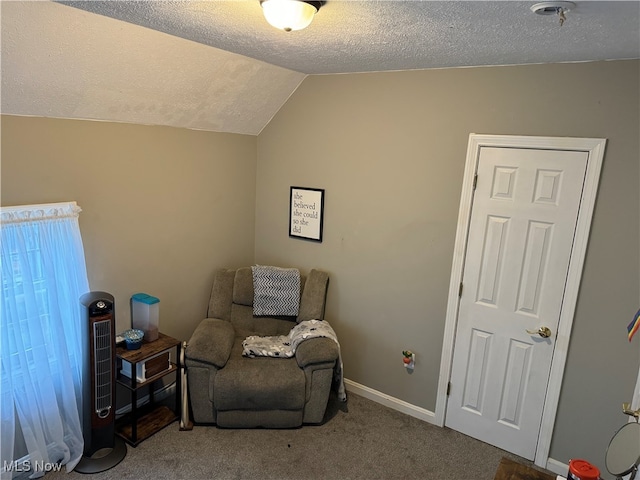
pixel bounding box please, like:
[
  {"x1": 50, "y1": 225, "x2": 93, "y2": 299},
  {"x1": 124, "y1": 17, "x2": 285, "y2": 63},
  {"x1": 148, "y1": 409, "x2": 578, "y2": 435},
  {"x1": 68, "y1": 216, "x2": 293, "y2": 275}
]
[{"x1": 39, "y1": 392, "x2": 543, "y2": 480}]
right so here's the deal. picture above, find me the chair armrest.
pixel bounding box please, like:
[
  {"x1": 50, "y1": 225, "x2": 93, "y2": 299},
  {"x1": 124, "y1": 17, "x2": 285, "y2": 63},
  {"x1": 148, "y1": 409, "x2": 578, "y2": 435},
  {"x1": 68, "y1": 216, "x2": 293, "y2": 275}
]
[
  {"x1": 185, "y1": 318, "x2": 235, "y2": 368},
  {"x1": 295, "y1": 337, "x2": 339, "y2": 368}
]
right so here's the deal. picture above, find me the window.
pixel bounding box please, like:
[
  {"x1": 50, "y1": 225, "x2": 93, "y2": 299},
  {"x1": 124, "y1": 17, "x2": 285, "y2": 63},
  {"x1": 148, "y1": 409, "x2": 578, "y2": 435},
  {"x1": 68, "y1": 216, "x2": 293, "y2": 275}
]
[{"x1": 1, "y1": 202, "x2": 89, "y2": 478}]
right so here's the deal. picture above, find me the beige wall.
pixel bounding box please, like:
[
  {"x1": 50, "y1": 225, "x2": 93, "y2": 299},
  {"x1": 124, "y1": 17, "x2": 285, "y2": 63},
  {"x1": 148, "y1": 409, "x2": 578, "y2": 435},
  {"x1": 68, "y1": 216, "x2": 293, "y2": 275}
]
[
  {"x1": 256, "y1": 60, "x2": 640, "y2": 472},
  {"x1": 1, "y1": 116, "x2": 257, "y2": 342},
  {"x1": 1, "y1": 59, "x2": 638, "y2": 474}
]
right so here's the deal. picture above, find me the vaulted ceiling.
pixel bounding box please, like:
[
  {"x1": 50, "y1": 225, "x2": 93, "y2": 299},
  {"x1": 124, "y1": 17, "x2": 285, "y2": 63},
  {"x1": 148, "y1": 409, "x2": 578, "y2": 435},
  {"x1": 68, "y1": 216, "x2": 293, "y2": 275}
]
[{"x1": 2, "y1": 1, "x2": 638, "y2": 135}]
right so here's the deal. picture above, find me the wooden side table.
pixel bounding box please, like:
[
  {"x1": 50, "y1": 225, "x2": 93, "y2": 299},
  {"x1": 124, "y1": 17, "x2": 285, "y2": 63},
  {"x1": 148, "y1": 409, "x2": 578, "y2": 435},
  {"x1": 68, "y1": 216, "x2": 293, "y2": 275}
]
[{"x1": 115, "y1": 332, "x2": 181, "y2": 446}]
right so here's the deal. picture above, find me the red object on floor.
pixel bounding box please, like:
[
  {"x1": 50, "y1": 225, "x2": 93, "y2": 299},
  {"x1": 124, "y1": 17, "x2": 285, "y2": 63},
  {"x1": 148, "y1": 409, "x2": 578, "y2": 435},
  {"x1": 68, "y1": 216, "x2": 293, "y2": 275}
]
[{"x1": 567, "y1": 459, "x2": 601, "y2": 480}]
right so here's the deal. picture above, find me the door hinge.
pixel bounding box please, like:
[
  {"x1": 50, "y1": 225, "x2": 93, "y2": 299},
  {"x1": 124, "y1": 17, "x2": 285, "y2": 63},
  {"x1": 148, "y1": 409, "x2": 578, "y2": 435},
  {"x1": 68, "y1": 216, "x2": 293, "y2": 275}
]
[
  {"x1": 447, "y1": 382, "x2": 451, "y2": 396},
  {"x1": 458, "y1": 282, "x2": 463, "y2": 297},
  {"x1": 473, "y1": 173, "x2": 478, "y2": 190}
]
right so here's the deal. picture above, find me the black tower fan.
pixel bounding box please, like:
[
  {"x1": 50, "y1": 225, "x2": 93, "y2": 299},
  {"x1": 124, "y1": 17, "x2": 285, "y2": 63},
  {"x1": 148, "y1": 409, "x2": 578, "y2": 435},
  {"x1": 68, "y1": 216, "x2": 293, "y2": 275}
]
[{"x1": 75, "y1": 292, "x2": 126, "y2": 474}]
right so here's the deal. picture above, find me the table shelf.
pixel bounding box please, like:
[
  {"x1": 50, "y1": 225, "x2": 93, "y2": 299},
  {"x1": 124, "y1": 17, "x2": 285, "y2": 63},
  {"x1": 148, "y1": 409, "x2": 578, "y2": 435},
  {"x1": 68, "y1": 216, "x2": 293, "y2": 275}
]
[
  {"x1": 116, "y1": 364, "x2": 178, "y2": 390},
  {"x1": 115, "y1": 332, "x2": 181, "y2": 447},
  {"x1": 116, "y1": 405, "x2": 177, "y2": 447}
]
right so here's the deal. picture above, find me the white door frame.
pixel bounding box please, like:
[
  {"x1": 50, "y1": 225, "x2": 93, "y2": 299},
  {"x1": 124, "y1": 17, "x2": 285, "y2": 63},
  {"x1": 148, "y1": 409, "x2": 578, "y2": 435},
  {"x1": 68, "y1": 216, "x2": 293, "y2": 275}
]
[{"x1": 434, "y1": 134, "x2": 606, "y2": 467}]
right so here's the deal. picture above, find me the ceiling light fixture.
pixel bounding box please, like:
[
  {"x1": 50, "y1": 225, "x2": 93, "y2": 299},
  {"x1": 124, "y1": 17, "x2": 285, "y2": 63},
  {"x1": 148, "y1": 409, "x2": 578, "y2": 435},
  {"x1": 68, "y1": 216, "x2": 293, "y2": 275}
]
[
  {"x1": 531, "y1": 1, "x2": 576, "y2": 26},
  {"x1": 261, "y1": 0, "x2": 322, "y2": 32}
]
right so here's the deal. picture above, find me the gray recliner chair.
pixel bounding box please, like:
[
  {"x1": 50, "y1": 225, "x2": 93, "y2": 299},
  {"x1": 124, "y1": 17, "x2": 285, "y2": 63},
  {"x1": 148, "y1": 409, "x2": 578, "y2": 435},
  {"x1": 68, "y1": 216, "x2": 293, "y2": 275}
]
[{"x1": 185, "y1": 267, "x2": 339, "y2": 428}]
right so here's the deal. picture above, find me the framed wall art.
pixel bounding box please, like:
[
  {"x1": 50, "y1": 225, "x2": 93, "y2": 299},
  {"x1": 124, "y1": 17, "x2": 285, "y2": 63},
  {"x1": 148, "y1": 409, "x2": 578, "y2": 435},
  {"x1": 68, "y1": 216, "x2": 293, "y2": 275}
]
[{"x1": 289, "y1": 186, "x2": 324, "y2": 242}]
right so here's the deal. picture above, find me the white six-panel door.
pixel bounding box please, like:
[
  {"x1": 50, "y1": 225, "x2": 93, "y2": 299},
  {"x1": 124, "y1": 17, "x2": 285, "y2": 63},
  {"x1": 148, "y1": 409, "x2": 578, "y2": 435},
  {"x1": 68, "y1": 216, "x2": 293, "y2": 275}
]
[{"x1": 445, "y1": 146, "x2": 589, "y2": 459}]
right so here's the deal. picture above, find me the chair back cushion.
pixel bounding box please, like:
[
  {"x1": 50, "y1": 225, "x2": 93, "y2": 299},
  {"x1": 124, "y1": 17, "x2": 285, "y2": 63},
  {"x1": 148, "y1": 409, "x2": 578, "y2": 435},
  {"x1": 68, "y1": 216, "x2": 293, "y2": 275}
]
[
  {"x1": 207, "y1": 266, "x2": 329, "y2": 326},
  {"x1": 207, "y1": 268, "x2": 236, "y2": 320},
  {"x1": 297, "y1": 269, "x2": 329, "y2": 322},
  {"x1": 232, "y1": 267, "x2": 255, "y2": 306}
]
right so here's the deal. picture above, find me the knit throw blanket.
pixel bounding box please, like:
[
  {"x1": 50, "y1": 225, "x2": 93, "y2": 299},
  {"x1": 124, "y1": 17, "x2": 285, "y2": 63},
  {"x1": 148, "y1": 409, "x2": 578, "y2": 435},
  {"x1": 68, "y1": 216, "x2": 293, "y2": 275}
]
[
  {"x1": 251, "y1": 265, "x2": 300, "y2": 316},
  {"x1": 242, "y1": 319, "x2": 347, "y2": 402}
]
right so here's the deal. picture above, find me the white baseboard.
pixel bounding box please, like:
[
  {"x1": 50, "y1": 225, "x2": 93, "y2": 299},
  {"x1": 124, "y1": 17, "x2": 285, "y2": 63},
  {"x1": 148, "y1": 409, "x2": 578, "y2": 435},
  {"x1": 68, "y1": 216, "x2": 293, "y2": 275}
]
[
  {"x1": 546, "y1": 458, "x2": 568, "y2": 476},
  {"x1": 344, "y1": 378, "x2": 436, "y2": 424}
]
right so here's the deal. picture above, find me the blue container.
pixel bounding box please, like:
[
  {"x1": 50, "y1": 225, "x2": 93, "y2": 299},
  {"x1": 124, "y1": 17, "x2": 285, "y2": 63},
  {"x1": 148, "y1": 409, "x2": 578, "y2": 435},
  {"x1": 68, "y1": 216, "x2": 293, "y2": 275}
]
[{"x1": 131, "y1": 293, "x2": 160, "y2": 341}]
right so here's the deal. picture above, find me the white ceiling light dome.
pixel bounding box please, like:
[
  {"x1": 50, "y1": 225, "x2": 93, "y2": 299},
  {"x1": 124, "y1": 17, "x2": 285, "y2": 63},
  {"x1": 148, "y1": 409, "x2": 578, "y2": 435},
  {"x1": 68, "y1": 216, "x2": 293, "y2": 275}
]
[{"x1": 261, "y1": 0, "x2": 322, "y2": 32}]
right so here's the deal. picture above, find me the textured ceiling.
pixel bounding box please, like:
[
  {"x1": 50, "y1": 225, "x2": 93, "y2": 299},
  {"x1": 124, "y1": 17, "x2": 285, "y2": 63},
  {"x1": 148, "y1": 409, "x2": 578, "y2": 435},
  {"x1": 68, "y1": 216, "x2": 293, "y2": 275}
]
[
  {"x1": 2, "y1": 1, "x2": 639, "y2": 135},
  {"x1": 60, "y1": 0, "x2": 640, "y2": 74},
  {"x1": 1, "y1": 1, "x2": 305, "y2": 135}
]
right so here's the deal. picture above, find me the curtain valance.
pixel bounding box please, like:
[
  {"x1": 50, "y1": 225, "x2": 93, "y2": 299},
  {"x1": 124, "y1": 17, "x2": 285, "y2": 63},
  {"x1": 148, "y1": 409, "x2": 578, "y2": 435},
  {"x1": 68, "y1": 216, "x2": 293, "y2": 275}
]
[{"x1": 1, "y1": 201, "x2": 81, "y2": 224}]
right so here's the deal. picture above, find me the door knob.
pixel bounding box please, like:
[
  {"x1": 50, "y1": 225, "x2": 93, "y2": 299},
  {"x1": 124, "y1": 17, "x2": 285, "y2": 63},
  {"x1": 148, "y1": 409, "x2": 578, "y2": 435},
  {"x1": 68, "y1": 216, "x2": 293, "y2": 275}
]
[{"x1": 526, "y1": 326, "x2": 552, "y2": 338}]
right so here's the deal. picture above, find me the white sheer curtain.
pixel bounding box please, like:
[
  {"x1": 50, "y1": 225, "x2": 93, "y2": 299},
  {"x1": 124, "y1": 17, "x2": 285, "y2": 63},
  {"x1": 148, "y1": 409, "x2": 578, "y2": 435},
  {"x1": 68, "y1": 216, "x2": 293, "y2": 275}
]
[{"x1": 1, "y1": 202, "x2": 89, "y2": 479}]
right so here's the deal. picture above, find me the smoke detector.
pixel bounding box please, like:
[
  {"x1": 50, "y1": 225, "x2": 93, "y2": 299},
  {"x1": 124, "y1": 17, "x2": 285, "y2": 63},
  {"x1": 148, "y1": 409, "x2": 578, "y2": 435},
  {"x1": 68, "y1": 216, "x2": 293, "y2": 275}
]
[
  {"x1": 531, "y1": 2, "x2": 575, "y2": 25},
  {"x1": 531, "y1": 1, "x2": 575, "y2": 15}
]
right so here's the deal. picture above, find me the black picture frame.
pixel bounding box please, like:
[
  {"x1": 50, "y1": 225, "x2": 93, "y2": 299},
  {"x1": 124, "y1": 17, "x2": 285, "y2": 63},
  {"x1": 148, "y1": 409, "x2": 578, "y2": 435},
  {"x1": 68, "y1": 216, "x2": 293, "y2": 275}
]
[{"x1": 289, "y1": 186, "x2": 324, "y2": 242}]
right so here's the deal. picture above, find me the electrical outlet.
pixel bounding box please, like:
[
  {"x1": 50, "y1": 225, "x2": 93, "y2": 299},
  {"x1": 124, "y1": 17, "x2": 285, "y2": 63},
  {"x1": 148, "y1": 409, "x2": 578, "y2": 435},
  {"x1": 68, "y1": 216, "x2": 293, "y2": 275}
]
[{"x1": 402, "y1": 350, "x2": 415, "y2": 369}]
